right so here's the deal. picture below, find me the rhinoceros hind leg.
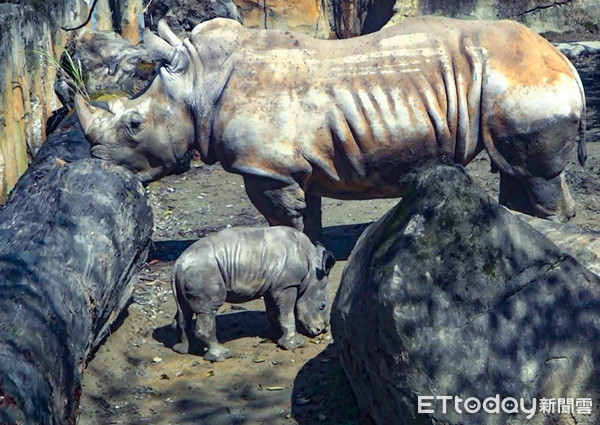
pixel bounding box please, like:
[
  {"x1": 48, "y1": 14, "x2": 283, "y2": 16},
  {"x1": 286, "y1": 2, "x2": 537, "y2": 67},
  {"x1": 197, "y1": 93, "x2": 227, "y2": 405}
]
[
  {"x1": 496, "y1": 124, "x2": 577, "y2": 221},
  {"x1": 194, "y1": 312, "x2": 232, "y2": 361},
  {"x1": 499, "y1": 172, "x2": 535, "y2": 216},
  {"x1": 172, "y1": 300, "x2": 194, "y2": 354}
]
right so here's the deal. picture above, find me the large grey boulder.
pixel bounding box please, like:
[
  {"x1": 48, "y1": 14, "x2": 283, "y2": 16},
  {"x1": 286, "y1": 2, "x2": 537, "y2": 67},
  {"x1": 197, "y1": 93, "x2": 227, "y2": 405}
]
[
  {"x1": 515, "y1": 211, "x2": 600, "y2": 279},
  {"x1": 331, "y1": 165, "x2": 600, "y2": 425}
]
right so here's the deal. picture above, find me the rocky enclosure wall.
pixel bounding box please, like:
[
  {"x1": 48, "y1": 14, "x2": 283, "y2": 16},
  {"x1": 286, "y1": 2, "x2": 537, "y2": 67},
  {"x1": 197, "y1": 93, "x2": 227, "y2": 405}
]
[
  {"x1": 145, "y1": 0, "x2": 377, "y2": 38},
  {"x1": 0, "y1": 0, "x2": 142, "y2": 204},
  {"x1": 388, "y1": 0, "x2": 600, "y2": 37},
  {"x1": 149, "y1": 0, "x2": 600, "y2": 40}
]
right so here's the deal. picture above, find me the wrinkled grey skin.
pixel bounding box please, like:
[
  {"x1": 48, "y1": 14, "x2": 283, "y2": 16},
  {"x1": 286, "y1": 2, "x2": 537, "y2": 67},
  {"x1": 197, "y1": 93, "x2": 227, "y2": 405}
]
[
  {"x1": 75, "y1": 17, "x2": 587, "y2": 242},
  {"x1": 170, "y1": 226, "x2": 335, "y2": 362}
]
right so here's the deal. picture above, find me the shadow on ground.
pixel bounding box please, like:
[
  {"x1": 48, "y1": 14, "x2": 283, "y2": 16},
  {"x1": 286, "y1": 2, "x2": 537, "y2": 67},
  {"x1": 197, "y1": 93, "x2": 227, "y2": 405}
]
[
  {"x1": 291, "y1": 343, "x2": 374, "y2": 425},
  {"x1": 153, "y1": 310, "x2": 272, "y2": 354},
  {"x1": 148, "y1": 222, "x2": 370, "y2": 262}
]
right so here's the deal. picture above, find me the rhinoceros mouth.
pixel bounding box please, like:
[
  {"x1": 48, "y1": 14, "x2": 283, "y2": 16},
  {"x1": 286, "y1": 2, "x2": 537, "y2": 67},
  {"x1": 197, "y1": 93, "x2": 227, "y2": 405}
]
[{"x1": 90, "y1": 145, "x2": 112, "y2": 161}]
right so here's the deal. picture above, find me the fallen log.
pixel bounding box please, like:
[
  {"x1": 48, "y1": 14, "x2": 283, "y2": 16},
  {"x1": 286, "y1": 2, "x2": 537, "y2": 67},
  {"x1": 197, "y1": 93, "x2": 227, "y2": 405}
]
[{"x1": 0, "y1": 113, "x2": 153, "y2": 424}]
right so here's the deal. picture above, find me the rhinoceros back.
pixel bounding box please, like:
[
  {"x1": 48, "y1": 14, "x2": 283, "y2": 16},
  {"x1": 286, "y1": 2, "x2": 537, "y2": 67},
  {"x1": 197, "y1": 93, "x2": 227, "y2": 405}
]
[
  {"x1": 200, "y1": 17, "x2": 584, "y2": 195},
  {"x1": 179, "y1": 227, "x2": 313, "y2": 301}
]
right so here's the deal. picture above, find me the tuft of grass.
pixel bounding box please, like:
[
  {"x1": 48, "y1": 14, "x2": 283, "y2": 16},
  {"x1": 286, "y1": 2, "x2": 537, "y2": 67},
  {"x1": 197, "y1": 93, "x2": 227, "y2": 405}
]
[
  {"x1": 34, "y1": 47, "x2": 89, "y2": 101},
  {"x1": 584, "y1": 20, "x2": 598, "y2": 32}
]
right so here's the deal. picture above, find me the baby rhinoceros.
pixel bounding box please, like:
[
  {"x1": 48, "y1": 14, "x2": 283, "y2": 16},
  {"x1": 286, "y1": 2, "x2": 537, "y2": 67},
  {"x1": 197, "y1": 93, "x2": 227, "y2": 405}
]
[{"x1": 171, "y1": 226, "x2": 335, "y2": 362}]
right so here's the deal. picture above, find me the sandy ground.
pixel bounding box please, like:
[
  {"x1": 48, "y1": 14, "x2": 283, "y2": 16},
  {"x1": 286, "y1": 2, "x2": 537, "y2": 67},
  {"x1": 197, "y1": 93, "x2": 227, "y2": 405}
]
[{"x1": 78, "y1": 144, "x2": 600, "y2": 425}]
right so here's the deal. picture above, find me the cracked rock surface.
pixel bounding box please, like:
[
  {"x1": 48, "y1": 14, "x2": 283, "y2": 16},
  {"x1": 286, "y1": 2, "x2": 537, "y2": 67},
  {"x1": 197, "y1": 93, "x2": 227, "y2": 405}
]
[{"x1": 332, "y1": 164, "x2": 600, "y2": 425}]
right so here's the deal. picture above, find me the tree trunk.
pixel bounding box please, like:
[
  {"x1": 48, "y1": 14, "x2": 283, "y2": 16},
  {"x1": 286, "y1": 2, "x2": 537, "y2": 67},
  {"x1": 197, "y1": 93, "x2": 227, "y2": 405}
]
[{"x1": 0, "y1": 113, "x2": 153, "y2": 424}]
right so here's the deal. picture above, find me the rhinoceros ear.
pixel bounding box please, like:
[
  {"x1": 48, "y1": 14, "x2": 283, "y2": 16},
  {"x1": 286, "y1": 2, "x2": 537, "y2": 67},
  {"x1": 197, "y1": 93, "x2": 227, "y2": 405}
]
[
  {"x1": 157, "y1": 20, "x2": 182, "y2": 47},
  {"x1": 316, "y1": 242, "x2": 336, "y2": 277},
  {"x1": 144, "y1": 28, "x2": 176, "y2": 63}
]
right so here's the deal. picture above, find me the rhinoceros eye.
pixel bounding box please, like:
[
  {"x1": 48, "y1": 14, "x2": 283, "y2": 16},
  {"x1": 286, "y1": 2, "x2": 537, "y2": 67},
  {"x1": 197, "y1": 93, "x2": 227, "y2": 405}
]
[
  {"x1": 129, "y1": 118, "x2": 142, "y2": 131},
  {"x1": 125, "y1": 113, "x2": 144, "y2": 134}
]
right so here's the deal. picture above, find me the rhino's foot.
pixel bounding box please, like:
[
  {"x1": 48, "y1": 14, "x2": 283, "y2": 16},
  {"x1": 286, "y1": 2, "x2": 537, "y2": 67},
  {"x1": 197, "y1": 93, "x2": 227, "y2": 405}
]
[
  {"x1": 172, "y1": 341, "x2": 190, "y2": 354},
  {"x1": 204, "y1": 345, "x2": 231, "y2": 362},
  {"x1": 278, "y1": 334, "x2": 306, "y2": 351}
]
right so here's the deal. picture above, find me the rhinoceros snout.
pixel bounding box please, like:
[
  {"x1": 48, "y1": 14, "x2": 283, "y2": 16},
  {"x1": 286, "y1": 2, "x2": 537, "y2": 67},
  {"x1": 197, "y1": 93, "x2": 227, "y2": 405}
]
[{"x1": 90, "y1": 144, "x2": 112, "y2": 161}]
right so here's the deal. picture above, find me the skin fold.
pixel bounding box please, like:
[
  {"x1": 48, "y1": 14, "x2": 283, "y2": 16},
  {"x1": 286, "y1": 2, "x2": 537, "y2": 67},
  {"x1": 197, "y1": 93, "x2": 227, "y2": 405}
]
[
  {"x1": 170, "y1": 226, "x2": 335, "y2": 362},
  {"x1": 75, "y1": 16, "x2": 587, "y2": 241}
]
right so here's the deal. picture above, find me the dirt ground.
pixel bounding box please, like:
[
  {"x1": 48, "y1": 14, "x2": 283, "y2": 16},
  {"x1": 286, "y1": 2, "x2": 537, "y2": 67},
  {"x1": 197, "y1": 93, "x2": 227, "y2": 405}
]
[{"x1": 78, "y1": 143, "x2": 600, "y2": 425}]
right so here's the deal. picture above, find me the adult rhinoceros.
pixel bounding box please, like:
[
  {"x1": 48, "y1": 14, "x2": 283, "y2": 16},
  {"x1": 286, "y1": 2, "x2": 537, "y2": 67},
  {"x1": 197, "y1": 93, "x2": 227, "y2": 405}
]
[{"x1": 75, "y1": 16, "x2": 586, "y2": 242}]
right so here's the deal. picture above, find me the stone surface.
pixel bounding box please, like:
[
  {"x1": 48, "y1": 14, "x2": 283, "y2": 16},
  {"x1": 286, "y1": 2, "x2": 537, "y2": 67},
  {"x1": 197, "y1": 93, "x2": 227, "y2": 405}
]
[
  {"x1": 386, "y1": 0, "x2": 600, "y2": 37},
  {"x1": 517, "y1": 211, "x2": 600, "y2": 278},
  {"x1": 0, "y1": 110, "x2": 153, "y2": 423},
  {"x1": 55, "y1": 29, "x2": 156, "y2": 108},
  {"x1": 0, "y1": 0, "x2": 143, "y2": 203},
  {"x1": 331, "y1": 165, "x2": 600, "y2": 425},
  {"x1": 144, "y1": 0, "x2": 382, "y2": 39},
  {"x1": 145, "y1": 0, "x2": 243, "y2": 33}
]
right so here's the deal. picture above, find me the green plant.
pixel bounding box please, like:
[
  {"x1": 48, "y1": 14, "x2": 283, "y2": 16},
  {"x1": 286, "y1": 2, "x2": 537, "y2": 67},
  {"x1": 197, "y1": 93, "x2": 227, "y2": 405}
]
[
  {"x1": 34, "y1": 47, "x2": 89, "y2": 101},
  {"x1": 584, "y1": 21, "x2": 597, "y2": 33}
]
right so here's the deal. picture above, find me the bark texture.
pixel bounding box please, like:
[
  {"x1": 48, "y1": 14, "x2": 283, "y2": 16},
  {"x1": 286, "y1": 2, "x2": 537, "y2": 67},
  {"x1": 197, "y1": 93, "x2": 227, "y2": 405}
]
[{"x1": 0, "y1": 113, "x2": 153, "y2": 424}]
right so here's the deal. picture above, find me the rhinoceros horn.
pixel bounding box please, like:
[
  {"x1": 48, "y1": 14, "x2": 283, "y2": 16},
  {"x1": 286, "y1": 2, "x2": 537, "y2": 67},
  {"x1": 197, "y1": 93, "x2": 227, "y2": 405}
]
[{"x1": 74, "y1": 94, "x2": 103, "y2": 137}]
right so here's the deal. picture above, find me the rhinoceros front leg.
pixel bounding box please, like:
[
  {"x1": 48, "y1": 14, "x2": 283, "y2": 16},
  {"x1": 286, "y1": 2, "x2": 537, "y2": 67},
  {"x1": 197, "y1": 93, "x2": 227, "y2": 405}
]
[
  {"x1": 265, "y1": 287, "x2": 307, "y2": 350},
  {"x1": 172, "y1": 297, "x2": 194, "y2": 354},
  {"x1": 304, "y1": 193, "x2": 322, "y2": 243},
  {"x1": 243, "y1": 175, "x2": 322, "y2": 242}
]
